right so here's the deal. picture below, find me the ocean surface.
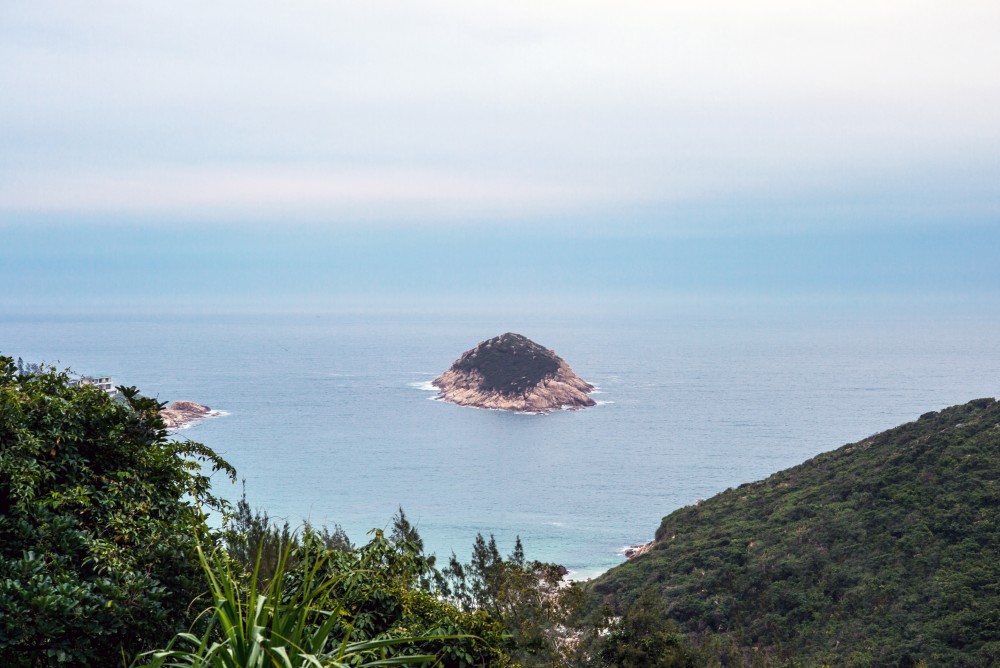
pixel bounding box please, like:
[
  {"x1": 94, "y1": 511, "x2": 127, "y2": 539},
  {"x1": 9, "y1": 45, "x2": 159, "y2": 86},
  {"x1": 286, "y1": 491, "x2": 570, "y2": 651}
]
[{"x1": 3, "y1": 310, "x2": 998, "y2": 578}]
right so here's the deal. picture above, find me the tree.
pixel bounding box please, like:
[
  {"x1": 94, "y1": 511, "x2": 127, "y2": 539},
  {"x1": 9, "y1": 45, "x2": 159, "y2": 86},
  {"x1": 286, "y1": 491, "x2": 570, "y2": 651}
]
[
  {"x1": 0, "y1": 356, "x2": 235, "y2": 666},
  {"x1": 595, "y1": 591, "x2": 698, "y2": 668},
  {"x1": 221, "y1": 484, "x2": 352, "y2": 589},
  {"x1": 216, "y1": 511, "x2": 515, "y2": 667},
  {"x1": 390, "y1": 506, "x2": 423, "y2": 551},
  {"x1": 440, "y1": 533, "x2": 584, "y2": 667},
  {"x1": 390, "y1": 506, "x2": 441, "y2": 591}
]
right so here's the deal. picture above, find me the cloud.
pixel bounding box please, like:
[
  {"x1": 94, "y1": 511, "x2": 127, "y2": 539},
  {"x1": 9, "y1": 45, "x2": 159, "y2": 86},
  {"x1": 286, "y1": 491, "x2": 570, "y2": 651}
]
[
  {"x1": 0, "y1": 165, "x2": 616, "y2": 219},
  {"x1": 0, "y1": 1, "x2": 997, "y2": 226}
]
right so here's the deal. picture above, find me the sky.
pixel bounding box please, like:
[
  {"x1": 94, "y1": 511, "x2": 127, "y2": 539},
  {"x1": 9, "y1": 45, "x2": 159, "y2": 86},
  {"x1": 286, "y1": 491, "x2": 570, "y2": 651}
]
[{"x1": 1, "y1": 1, "x2": 998, "y2": 315}]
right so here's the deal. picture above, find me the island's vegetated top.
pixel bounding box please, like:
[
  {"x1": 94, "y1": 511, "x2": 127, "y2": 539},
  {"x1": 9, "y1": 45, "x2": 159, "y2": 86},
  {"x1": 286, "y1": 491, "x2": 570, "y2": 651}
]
[{"x1": 451, "y1": 332, "x2": 562, "y2": 396}]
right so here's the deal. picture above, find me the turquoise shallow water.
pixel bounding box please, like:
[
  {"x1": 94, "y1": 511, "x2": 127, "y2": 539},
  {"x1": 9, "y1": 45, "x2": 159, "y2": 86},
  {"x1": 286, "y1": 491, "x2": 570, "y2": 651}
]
[{"x1": 3, "y1": 311, "x2": 999, "y2": 578}]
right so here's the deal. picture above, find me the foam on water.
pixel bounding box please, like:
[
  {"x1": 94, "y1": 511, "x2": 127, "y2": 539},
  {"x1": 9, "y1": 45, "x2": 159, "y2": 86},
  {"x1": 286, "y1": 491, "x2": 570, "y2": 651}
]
[
  {"x1": 169, "y1": 410, "x2": 227, "y2": 431},
  {"x1": 409, "y1": 380, "x2": 438, "y2": 392}
]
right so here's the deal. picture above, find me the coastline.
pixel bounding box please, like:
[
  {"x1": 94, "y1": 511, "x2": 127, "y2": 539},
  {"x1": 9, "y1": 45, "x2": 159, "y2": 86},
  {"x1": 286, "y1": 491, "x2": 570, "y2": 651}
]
[{"x1": 160, "y1": 400, "x2": 224, "y2": 430}]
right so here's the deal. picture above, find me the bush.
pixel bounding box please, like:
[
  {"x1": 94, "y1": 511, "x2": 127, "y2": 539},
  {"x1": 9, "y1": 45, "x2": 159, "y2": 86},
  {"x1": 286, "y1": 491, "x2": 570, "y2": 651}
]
[{"x1": 0, "y1": 356, "x2": 235, "y2": 666}]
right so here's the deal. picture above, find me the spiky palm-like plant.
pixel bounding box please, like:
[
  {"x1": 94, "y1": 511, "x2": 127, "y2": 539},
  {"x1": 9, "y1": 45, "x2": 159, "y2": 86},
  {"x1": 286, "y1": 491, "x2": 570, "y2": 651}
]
[{"x1": 134, "y1": 542, "x2": 447, "y2": 668}]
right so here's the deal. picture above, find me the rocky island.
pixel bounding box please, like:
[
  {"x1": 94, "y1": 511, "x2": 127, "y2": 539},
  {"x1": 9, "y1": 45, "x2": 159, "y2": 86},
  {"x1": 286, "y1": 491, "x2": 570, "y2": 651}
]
[
  {"x1": 432, "y1": 332, "x2": 596, "y2": 412},
  {"x1": 159, "y1": 400, "x2": 221, "y2": 429}
]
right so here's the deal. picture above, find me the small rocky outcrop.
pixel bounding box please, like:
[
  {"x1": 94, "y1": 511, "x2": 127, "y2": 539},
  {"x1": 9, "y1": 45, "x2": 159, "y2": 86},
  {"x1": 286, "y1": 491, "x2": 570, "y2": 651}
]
[
  {"x1": 624, "y1": 541, "x2": 654, "y2": 559},
  {"x1": 160, "y1": 400, "x2": 220, "y2": 429},
  {"x1": 432, "y1": 333, "x2": 596, "y2": 412}
]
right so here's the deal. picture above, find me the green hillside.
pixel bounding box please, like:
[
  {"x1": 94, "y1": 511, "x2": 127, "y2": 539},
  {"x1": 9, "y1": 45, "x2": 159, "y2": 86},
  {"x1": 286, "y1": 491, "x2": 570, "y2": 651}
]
[{"x1": 592, "y1": 398, "x2": 1000, "y2": 667}]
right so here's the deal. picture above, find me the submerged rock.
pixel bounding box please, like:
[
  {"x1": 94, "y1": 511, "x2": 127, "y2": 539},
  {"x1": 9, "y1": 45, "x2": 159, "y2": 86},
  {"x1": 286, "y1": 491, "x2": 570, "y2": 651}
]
[{"x1": 432, "y1": 332, "x2": 595, "y2": 412}]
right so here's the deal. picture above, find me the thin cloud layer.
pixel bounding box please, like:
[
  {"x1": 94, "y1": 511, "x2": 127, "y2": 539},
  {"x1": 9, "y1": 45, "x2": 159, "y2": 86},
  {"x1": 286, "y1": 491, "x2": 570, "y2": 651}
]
[
  {"x1": 0, "y1": 166, "x2": 606, "y2": 218},
  {"x1": 1, "y1": 1, "x2": 998, "y2": 225}
]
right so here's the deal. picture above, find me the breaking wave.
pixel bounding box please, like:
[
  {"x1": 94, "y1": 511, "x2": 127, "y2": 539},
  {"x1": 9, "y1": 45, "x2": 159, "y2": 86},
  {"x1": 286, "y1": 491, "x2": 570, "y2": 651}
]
[{"x1": 408, "y1": 381, "x2": 438, "y2": 392}]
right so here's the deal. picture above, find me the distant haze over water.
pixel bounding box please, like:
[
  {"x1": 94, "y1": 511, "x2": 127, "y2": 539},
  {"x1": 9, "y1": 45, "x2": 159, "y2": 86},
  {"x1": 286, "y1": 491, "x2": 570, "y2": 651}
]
[{"x1": 3, "y1": 309, "x2": 999, "y2": 578}]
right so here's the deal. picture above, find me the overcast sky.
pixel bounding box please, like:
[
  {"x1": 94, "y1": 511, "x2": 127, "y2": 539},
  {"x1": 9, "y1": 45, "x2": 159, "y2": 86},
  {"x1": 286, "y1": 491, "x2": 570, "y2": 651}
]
[
  {"x1": 1, "y1": 2, "x2": 998, "y2": 312},
  {"x1": 2, "y1": 0, "x2": 998, "y2": 226}
]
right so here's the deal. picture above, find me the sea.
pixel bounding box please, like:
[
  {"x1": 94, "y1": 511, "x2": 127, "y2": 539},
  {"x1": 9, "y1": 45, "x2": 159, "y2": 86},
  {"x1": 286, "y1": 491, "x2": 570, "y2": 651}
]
[{"x1": 3, "y1": 309, "x2": 998, "y2": 579}]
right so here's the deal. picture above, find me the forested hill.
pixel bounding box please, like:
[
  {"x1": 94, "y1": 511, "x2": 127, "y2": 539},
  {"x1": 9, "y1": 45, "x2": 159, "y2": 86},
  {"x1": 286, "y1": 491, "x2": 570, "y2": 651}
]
[{"x1": 592, "y1": 398, "x2": 1000, "y2": 667}]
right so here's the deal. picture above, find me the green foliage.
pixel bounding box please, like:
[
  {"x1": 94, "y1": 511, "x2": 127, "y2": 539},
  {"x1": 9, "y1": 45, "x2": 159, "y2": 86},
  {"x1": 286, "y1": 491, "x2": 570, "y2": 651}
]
[
  {"x1": 15, "y1": 357, "x2": 43, "y2": 376},
  {"x1": 135, "y1": 542, "x2": 444, "y2": 668},
  {"x1": 591, "y1": 398, "x2": 1000, "y2": 667},
  {"x1": 217, "y1": 507, "x2": 515, "y2": 667},
  {"x1": 0, "y1": 354, "x2": 532, "y2": 666},
  {"x1": 595, "y1": 591, "x2": 697, "y2": 668},
  {"x1": 0, "y1": 355, "x2": 235, "y2": 666},
  {"x1": 316, "y1": 529, "x2": 514, "y2": 667},
  {"x1": 440, "y1": 533, "x2": 586, "y2": 667},
  {"x1": 390, "y1": 507, "x2": 439, "y2": 591},
  {"x1": 222, "y1": 485, "x2": 351, "y2": 587}
]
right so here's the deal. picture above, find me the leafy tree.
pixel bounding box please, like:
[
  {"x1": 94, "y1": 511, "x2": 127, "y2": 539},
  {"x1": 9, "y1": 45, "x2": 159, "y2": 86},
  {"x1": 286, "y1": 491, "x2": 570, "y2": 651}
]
[
  {"x1": 390, "y1": 506, "x2": 439, "y2": 591},
  {"x1": 218, "y1": 512, "x2": 514, "y2": 667},
  {"x1": 221, "y1": 484, "x2": 350, "y2": 587},
  {"x1": 13, "y1": 356, "x2": 42, "y2": 376},
  {"x1": 136, "y1": 541, "x2": 456, "y2": 668},
  {"x1": 510, "y1": 536, "x2": 525, "y2": 567},
  {"x1": 594, "y1": 592, "x2": 697, "y2": 668},
  {"x1": 0, "y1": 355, "x2": 235, "y2": 666},
  {"x1": 390, "y1": 506, "x2": 423, "y2": 551},
  {"x1": 315, "y1": 529, "x2": 514, "y2": 666},
  {"x1": 440, "y1": 532, "x2": 585, "y2": 667}
]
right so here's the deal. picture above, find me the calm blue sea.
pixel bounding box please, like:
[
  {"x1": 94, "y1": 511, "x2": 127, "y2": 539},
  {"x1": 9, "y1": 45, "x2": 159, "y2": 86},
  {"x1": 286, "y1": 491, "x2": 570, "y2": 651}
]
[{"x1": 3, "y1": 310, "x2": 998, "y2": 578}]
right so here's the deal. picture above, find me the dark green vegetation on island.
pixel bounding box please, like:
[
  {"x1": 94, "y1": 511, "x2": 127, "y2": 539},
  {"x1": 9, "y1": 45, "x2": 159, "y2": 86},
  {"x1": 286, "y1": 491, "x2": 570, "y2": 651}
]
[
  {"x1": 592, "y1": 398, "x2": 1000, "y2": 667},
  {"x1": 452, "y1": 333, "x2": 560, "y2": 396}
]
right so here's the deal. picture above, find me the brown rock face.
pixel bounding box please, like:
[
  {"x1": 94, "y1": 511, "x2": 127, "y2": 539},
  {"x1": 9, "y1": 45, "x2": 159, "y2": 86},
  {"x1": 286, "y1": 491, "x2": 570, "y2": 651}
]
[
  {"x1": 624, "y1": 541, "x2": 654, "y2": 559},
  {"x1": 159, "y1": 400, "x2": 219, "y2": 429},
  {"x1": 432, "y1": 333, "x2": 596, "y2": 412}
]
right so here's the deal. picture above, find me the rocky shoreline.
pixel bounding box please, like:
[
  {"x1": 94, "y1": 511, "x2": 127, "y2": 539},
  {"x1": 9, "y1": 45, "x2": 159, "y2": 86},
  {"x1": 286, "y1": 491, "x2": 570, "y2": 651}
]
[
  {"x1": 623, "y1": 540, "x2": 654, "y2": 559},
  {"x1": 159, "y1": 400, "x2": 222, "y2": 430},
  {"x1": 433, "y1": 362, "x2": 595, "y2": 412},
  {"x1": 433, "y1": 333, "x2": 596, "y2": 413}
]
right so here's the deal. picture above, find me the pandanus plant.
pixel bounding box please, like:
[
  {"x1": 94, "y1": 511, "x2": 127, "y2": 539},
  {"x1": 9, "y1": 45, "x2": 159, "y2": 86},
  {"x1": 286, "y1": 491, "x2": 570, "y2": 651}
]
[{"x1": 134, "y1": 540, "x2": 452, "y2": 668}]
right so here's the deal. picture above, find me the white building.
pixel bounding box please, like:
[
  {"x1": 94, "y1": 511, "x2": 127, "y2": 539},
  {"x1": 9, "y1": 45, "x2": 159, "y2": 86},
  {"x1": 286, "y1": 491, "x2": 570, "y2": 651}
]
[{"x1": 69, "y1": 374, "x2": 119, "y2": 395}]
